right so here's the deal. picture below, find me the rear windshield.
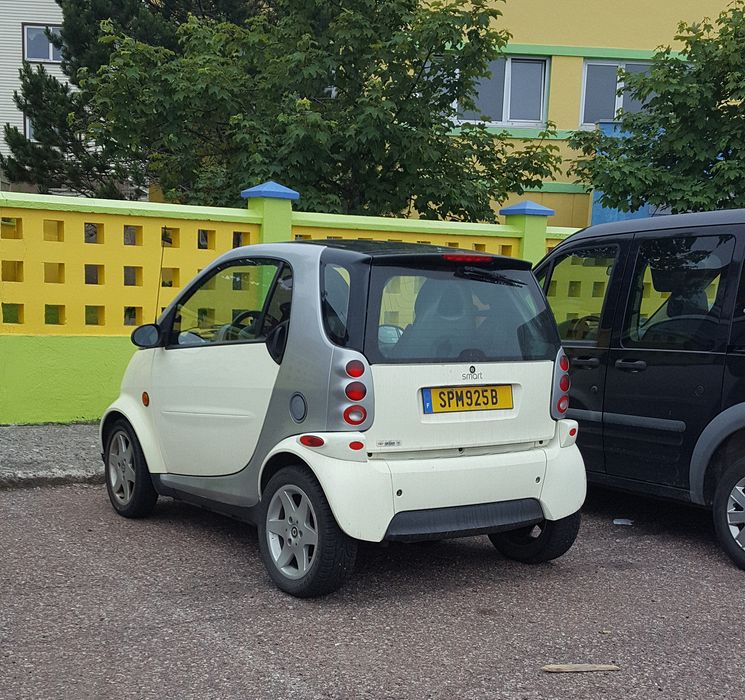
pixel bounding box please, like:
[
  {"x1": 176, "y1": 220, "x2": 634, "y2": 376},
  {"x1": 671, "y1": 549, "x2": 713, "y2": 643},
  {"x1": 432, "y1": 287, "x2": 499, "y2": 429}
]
[{"x1": 363, "y1": 263, "x2": 560, "y2": 364}]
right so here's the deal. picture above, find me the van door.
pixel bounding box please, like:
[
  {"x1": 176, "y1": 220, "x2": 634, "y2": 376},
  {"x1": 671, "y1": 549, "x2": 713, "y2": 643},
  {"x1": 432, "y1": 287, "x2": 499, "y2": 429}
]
[
  {"x1": 535, "y1": 240, "x2": 629, "y2": 474},
  {"x1": 604, "y1": 229, "x2": 737, "y2": 491},
  {"x1": 150, "y1": 259, "x2": 293, "y2": 476}
]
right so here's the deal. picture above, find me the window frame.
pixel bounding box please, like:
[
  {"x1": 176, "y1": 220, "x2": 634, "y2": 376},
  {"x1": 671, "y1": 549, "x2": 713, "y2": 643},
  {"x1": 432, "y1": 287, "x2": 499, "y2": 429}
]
[
  {"x1": 162, "y1": 256, "x2": 291, "y2": 350},
  {"x1": 579, "y1": 59, "x2": 652, "y2": 129},
  {"x1": 458, "y1": 55, "x2": 550, "y2": 128},
  {"x1": 540, "y1": 242, "x2": 622, "y2": 348},
  {"x1": 618, "y1": 230, "x2": 737, "y2": 353},
  {"x1": 22, "y1": 23, "x2": 62, "y2": 64}
]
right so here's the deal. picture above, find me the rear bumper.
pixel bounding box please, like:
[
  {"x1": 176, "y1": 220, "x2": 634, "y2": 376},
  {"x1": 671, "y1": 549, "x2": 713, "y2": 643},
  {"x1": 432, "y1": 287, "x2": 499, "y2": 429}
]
[{"x1": 383, "y1": 498, "x2": 544, "y2": 542}]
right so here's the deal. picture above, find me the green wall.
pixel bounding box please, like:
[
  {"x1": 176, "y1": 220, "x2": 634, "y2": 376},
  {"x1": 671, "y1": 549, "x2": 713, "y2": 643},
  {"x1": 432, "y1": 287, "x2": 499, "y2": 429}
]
[{"x1": 0, "y1": 336, "x2": 136, "y2": 424}]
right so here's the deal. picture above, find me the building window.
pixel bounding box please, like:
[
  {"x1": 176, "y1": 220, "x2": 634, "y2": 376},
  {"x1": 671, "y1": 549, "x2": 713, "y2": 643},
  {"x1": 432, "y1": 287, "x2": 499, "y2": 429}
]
[
  {"x1": 24, "y1": 25, "x2": 62, "y2": 62},
  {"x1": 581, "y1": 61, "x2": 651, "y2": 127},
  {"x1": 460, "y1": 57, "x2": 549, "y2": 126},
  {"x1": 24, "y1": 117, "x2": 35, "y2": 142}
]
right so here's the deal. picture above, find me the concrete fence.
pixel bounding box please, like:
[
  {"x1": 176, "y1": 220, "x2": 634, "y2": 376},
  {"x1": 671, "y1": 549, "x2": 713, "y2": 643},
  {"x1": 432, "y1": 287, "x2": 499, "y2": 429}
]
[{"x1": 0, "y1": 182, "x2": 577, "y2": 423}]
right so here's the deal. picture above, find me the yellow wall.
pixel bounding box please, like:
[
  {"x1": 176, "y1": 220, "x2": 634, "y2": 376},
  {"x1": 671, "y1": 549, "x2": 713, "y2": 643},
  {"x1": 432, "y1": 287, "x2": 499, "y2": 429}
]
[{"x1": 0, "y1": 206, "x2": 259, "y2": 335}]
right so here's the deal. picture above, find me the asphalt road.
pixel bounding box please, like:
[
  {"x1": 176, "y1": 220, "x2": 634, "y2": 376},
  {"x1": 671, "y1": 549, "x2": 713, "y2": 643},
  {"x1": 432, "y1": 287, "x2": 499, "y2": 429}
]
[{"x1": 1, "y1": 484, "x2": 742, "y2": 700}]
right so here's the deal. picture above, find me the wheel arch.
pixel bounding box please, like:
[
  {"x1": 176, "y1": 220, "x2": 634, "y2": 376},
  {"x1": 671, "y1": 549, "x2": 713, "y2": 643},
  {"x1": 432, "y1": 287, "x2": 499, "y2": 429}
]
[
  {"x1": 690, "y1": 403, "x2": 745, "y2": 505},
  {"x1": 100, "y1": 398, "x2": 167, "y2": 473},
  {"x1": 259, "y1": 450, "x2": 311, "y2": 499}
]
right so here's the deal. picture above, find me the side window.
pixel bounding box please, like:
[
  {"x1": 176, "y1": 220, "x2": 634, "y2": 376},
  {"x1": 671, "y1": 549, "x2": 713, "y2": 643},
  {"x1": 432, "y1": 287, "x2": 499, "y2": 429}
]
[
  {"x1": 261, "y1": 266, "x2": 293, "y2": 337},
  {"x1": 544, "y1": 246, "x2": 618, "y2": 342},
  {"x1": 621, "y1": 234, "x2": 734, "y2": 351},
  {"x1": 170, "y1": 260, "x2": 284, "y2": 346},
  {"x1": 322, "y1": 264, "x2": 351, "y2": 345}
]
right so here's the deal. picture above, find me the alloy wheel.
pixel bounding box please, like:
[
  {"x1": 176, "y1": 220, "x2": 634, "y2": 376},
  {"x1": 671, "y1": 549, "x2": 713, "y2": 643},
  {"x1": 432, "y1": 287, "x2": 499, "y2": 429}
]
[
  {"x1": 108, "y1": 430, "x2": 136, "y2": 506},
  {"x1": 726, "y1": 476, "x2": 745, "y2": 549},
  {"x1": 265, "y1": 484, "x2": 319, "y2": 579}
]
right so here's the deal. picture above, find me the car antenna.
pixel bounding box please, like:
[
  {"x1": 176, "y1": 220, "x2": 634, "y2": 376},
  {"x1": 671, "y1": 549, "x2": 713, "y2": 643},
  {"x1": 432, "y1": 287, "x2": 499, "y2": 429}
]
[{"x1": 154, "y1": 225, "x2": 172, "y2": 322}]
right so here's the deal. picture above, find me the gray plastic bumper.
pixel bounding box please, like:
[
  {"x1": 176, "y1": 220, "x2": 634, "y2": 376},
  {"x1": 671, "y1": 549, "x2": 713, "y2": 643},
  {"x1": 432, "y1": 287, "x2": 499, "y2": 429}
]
[{"x1": 383, "y1": 498, "x2": 544, "y2": 542}]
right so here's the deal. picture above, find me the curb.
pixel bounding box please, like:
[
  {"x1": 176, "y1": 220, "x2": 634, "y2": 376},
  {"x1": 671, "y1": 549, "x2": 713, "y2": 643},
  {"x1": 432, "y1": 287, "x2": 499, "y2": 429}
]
[{"x1": 0, "y1": 469, "x2": 104, "y2": 491}]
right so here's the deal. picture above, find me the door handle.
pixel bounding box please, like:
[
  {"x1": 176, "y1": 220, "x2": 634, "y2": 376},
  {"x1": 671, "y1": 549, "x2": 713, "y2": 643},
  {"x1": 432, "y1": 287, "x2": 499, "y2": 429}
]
[
  {"x1": 615, "y1": 359, "x2": 647, "y2": 372},
  {"x1": 572, "y1": 357, "x2": 600, "y2": 369}
]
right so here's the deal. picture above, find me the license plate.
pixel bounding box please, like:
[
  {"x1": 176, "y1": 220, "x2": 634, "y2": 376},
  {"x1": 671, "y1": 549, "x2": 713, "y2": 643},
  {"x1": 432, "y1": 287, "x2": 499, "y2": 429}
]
[{"x1": 421, "y1": 384, "x2": 514, "y2": 414}]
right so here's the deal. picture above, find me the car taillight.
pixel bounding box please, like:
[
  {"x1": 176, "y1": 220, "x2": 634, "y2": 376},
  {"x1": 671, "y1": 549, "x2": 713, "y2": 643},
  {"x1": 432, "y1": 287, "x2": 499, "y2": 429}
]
[
  {"x1": 349, "y1": 441, "x2": 364, "y2": 451},
  {"x1": 345, "y1": 381, "x2": 367, "y2": 401},
  {"x1": 551, "y1": 349, "x2": 571, "y2": 420},
  {"x1": 343, "y1": 405, "x2": 367, "y2": 425},
  {"x1": 346, "y1": 360, "x2": 365, "y2": 378},
  {"x1": 299, "y1": 435, "x2": 325, "y2": 447}
]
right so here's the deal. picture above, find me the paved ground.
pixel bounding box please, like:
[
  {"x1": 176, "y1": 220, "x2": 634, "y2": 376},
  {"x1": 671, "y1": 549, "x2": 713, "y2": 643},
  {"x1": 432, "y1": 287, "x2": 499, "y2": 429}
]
[{"x1": 1, "y1": 482, "x2": 742, "y2": 699}]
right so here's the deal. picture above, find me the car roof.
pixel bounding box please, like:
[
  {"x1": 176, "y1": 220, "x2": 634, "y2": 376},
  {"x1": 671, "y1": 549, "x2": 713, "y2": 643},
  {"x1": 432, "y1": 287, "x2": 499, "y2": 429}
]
[
  {"x1": 565, "y1": 209, "x2": 745, "y2": 246},
  {"x1": 290, "y1": 238, "x2": 532, "y2": 269}
]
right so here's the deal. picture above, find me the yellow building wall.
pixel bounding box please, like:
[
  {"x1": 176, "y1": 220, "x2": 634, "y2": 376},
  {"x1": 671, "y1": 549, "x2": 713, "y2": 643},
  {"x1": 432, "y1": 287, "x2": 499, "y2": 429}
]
[{"x1": 496, "y1": 0, "x2": 730, "y2": 227}]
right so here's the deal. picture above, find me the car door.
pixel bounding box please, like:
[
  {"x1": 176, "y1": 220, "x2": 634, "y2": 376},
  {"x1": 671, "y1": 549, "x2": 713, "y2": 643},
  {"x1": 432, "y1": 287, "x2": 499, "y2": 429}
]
[
  {"x1": 150, "y1": 257, "x2": 293, "y2": 476},
  {"x1": 536, "y1": 238, "x2": 629, "y2": 474},
  {"x1": 603, "y1": 228, "x2": 737, "y2": 490}
]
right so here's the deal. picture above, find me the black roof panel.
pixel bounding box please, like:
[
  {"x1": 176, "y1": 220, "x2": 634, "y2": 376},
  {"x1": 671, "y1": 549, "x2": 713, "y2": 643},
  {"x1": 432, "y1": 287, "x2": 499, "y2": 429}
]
[{"x1": 563, "y1": 209, "x2": 745, "y2": 246}]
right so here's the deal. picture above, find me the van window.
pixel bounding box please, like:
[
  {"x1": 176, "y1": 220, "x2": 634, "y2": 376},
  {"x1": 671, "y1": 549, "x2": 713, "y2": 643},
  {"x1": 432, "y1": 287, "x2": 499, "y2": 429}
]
[
  {"x1": 365, "y1": 263, "x2": 559, "y2": 363},
  {"x1": 544, "y1": 246, "x2": 618, "y2": 342},
  {"x1": 621, "y1": 234, "x2": 734, "y2": 351}
]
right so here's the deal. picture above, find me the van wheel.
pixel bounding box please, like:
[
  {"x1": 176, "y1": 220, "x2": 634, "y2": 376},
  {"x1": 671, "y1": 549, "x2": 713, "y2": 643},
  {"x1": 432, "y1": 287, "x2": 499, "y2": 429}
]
[
  {"x1": 488, "y1": 511, "x2": 581, "y2": 563},
  {"x1": 258, "y1": 466, "x2": 357, "y2": 597},
  {"x1": 713, "y1": 458, "x2": 745, "y2": 570},
  {"x1": 104, "y1": 420, "x2": 158, "y2": 518}
]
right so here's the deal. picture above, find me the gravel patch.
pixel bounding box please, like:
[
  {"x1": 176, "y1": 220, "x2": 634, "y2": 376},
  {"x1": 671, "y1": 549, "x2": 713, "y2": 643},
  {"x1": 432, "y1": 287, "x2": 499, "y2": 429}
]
[{"x1": 0, "y1": 424, "x2": 102, "y2": 489}]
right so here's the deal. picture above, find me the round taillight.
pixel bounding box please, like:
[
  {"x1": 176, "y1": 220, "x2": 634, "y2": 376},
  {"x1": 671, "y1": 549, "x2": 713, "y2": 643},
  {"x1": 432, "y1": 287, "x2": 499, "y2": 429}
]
[
  {"x1": 559, "y1": 375, "x2": 570, "y2": 392},
  {"x1": 345, "y1": 381, "x2": 367, "y2": 401},
  {"x1": 569, "y1": 427, "x2": 577, "y2": 437},
  {"x1": 557, "y1": 396, "x2": 569, "y2": 414},
  {"x1": 346, "y1": 360, "x2": 365, "y2": 378},
  {"x1": 343, "y1": 405, "x2": 367, "y2": 425},
  {"x1": 299, "y1": 435, "x2": 325, "y2": 447},
  {"x1": 559, "y1": 355, "x2": 570, "y2": 372},
  {"x1": 349, "y1": 441, "x2": 364, "y2": 451}
]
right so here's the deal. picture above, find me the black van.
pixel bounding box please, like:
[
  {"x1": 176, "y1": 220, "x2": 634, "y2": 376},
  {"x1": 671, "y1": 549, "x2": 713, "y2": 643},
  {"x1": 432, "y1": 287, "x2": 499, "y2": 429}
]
[{"x1": 535, "y1": 210, "x2": 745, "y2": 569}]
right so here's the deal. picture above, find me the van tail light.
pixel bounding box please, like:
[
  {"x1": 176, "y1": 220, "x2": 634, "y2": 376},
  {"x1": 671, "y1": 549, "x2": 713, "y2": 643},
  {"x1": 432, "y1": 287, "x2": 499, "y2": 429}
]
[{"x1": 551, "y1": 349, "x2": 571, "y2": 420}]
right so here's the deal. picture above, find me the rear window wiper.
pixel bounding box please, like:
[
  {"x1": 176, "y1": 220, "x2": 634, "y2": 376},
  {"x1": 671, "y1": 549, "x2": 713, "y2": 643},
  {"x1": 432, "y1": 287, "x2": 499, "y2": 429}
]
[{"x1": 455, "y1": 266, "x2": 526, "y2": 287}]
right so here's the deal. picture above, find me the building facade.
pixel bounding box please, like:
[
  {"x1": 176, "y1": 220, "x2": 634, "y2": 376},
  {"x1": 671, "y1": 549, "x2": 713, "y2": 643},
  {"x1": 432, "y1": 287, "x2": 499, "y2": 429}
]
[
  {"x1": 491, "y1": 0, "x2": 728, "y2": 227},
  {"x1": 0, "y1": 0, "x2": 64, "y2": 186}
]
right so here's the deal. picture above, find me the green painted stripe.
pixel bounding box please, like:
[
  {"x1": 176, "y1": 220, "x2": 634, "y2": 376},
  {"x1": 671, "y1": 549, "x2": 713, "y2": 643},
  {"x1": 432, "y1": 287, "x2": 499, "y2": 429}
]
[
  {"x1": 0, "y1": 192, "x2": 263, "y2": 224},
  {"x1": 450, "y1": 126, "x2": 572, "y2": 140},
  {"x1": 292, "y1": 212, "x2": 523, "y2": 238},
  {"x1": 546, "y1": 226, "x2": 580, "y2": 238},
  {"x1": 505, "y1": 43, "x2": 681, "y2": 61},
  {"x1": 525, "y1": 182, "x2": 588, "y2": 194}
]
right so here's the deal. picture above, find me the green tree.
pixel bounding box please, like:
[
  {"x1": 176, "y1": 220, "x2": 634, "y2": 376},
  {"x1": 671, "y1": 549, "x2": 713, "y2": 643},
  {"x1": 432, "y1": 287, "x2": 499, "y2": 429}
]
[
  {"x1": 88, "y1": 0, "x2": 560, "y2": 219},
  {"x1": 1, "y1": 0, "x2": 257, "y2": 198},
  {"x1": 569, "y1": 1, "x2": 745, "y2": 214}
]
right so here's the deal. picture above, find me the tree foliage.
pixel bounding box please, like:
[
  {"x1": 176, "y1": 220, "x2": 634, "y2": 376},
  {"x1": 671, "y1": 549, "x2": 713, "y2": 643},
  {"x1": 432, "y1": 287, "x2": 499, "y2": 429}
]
[
  {"x1": 0, "y1": 0, "x2": 256, "y2": 198},
  {"x1": 86, "y1": 0, "x2": 560, "y2": 219},
  {"x1": 569, "y1": 1, "x2": 745, "y2": 214}
]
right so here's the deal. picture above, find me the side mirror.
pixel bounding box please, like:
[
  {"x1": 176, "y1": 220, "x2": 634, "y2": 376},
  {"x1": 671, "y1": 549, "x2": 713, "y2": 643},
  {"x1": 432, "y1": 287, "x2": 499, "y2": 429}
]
[{"x1": 131, "y1": 323, "x2": 162, "y2": 349}]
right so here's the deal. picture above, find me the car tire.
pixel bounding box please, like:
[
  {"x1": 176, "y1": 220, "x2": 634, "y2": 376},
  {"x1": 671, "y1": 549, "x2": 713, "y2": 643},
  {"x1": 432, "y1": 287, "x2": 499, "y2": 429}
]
[
  {"x1": 104, "y1": 420, "x2": 158, "y2": 518},
  {"x1": 713, "y1": 457, "x2": 745, "y2": 570},
  {"x1": 258, "y1": 465, "x2": 357, "y2": 598},
  {"x1": 488, "y1": 511, "x2": 581, "y2": 563}
]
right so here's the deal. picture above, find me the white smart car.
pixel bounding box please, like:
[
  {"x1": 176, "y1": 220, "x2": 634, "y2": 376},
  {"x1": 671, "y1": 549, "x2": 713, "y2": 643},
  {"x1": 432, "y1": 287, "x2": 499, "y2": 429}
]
[{"x1": 101, "y1": 241, "x2": 586, "y2": 597}]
